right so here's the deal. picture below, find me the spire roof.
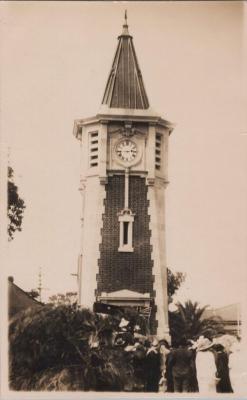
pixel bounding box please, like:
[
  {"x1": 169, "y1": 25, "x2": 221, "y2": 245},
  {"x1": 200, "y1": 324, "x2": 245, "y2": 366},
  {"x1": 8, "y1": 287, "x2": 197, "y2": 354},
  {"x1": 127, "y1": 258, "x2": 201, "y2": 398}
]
[{"x1": 102, "y1": 12, "x2": 149, "y2": 110}]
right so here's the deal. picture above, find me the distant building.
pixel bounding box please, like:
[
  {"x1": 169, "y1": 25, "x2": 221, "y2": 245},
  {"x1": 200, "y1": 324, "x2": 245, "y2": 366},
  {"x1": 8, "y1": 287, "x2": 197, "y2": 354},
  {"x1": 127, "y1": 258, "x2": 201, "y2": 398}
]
[
  {"x1": 203, "y1": 304, "x2": 241, "y2": 337},
  {"x1": 8, "y1": 277, "x2": 42, "y2": 319}
]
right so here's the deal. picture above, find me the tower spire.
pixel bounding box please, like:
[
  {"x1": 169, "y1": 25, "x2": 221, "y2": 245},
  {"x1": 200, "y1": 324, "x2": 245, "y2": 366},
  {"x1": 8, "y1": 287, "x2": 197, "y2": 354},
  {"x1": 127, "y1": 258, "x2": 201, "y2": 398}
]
[{"x1": 102, "y1": 13, "x2": 149, "y2": 110}]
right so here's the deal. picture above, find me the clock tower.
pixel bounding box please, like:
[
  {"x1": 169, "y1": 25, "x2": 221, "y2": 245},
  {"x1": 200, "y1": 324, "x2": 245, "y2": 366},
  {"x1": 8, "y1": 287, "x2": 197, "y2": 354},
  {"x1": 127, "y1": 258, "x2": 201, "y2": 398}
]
[{"x1": 73, "y1": 15, "x2": 174, "y2": 338}]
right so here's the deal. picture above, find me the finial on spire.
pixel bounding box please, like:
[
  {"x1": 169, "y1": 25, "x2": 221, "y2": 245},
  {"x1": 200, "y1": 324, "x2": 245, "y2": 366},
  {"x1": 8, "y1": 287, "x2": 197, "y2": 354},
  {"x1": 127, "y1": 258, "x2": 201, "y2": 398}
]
[
  {"x1": 121, "y1": 9, "x2": 129, "y2": 36},
  {"x1": 124, "y1": 10, "x2": 128, "y2": 26}
]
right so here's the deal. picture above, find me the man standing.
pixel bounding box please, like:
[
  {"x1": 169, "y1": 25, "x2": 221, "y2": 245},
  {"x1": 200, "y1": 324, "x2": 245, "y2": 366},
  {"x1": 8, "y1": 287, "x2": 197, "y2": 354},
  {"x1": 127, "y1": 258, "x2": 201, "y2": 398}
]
[
  {"x1": 145, "y1": 339, "x2": 161, "y2": 392},
  {"x1": 168, "y1": 338, "x2": 195, "y2": 392}
]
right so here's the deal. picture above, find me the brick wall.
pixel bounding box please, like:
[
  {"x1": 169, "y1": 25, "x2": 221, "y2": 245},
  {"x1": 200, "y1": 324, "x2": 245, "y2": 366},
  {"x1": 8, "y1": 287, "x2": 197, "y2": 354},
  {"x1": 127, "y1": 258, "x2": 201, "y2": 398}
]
[{"x1": 97, "y1": 175, "x2": 154, "y2": 295}]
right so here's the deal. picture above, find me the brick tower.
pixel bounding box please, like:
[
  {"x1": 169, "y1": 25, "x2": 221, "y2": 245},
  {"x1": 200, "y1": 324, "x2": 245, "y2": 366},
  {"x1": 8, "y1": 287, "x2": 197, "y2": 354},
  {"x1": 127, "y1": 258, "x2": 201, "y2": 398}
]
[{"x1": 73, "y1": 14, "x2": 174, "y2": 338}]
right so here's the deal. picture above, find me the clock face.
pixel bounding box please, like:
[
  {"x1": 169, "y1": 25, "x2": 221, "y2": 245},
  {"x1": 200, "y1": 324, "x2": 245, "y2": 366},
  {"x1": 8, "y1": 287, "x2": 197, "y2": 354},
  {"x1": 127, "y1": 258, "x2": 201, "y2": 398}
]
[{"x1": 116, "y1": 139, "x2": 137, "y2": 162}]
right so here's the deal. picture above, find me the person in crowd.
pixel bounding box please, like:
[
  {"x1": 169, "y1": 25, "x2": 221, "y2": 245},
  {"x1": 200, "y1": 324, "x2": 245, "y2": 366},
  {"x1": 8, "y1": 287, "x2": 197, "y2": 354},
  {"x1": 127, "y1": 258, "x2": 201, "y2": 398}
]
[
  {"x1": 145, "y1": 338, "x2": 161, "y2": 392},
  {"x1": 122, "y1": 337, "x2": 138, "y2": 392},
  {"x1": 228, "y1": 339, "x2": 246, "y2": 393},
  {"x1": 158, "y1": 339, "x2": 170, "y2": 392},
  {"x1": 132, "y1": 341, "x2": 147, "y2": 391},
  {"x1": 212, "y1": 343, "x2": 233, "y2": 393},
  {"x1": 194, "y1": 336, "x2": 218, "y2": 394},
  {"x1": 167, "y1": 337, "x2": 195, "y2": 392},
  {"x1": 212, "y1": 334, "x2": 245, "y2": 393},
  {"x1": 213, "y1": 334, "x2": 238, "y2": 354},
  {"x1": 165, "y1": 349, "x2": 174, "y2": 392},
  {"x1": 187, "y1": 342, "x2": 199, "y2": 392}
]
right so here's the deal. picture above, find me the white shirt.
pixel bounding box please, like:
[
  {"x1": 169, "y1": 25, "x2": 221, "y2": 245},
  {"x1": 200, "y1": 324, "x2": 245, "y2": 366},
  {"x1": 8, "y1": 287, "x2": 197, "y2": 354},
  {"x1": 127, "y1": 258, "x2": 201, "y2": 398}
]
[{"x1": 196, "y1": 350, "x2": 217, "y2": 394}]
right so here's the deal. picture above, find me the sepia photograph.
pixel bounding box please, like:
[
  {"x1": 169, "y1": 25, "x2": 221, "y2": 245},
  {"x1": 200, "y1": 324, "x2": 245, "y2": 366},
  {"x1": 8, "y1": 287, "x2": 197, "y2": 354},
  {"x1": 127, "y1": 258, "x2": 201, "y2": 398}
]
[{"x1": 0, "y1": 0, "x2": 247, "y2": 397}]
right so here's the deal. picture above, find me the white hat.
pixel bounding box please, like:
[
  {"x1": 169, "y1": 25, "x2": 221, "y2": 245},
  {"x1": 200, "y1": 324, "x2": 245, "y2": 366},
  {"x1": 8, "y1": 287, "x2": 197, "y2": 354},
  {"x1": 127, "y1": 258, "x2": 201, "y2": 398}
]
[
  {"x1": 212, "y1": 334, "x2": 237, "y2": 352},
  {"x1": 119, "y1": 317, "x2": 129, "y2": 328},
  {"x1": 230, "y1": 340, "x2": 241, "y2": 353},
  {"x1": 192, "y1": 336, "x2": 213, "y2": 352},
  {"x1": 115, "y1": 337, "x2": 125, "y2": 346},
  {"x1": 152, "y1": 338, "x2": 159, "y2": 347},
  {"x1": 134, "y1": 324, "x2": 141, "y2": 331},
  {"x1": 124, "y1": 345, "x2": 136, "y2": 352}
]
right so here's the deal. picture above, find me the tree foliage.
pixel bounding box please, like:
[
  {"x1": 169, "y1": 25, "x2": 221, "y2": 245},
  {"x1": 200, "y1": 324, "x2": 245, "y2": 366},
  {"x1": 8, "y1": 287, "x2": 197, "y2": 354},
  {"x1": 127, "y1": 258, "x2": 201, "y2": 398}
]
[
  {"x1": 9, "y1": 304, "x2": 136, "y2": 391},
  {"x1": 48, "y1": 292, "x2": 78, "y2": 306},
  {"x1": 167, "y1": 268, "x2": 186, "y2": 303},
  {"x1": 9, "y1": 299, "x2": 226, "y2": 390},
  {"x1": 8, "y1": 167, "x2": 26, "y2": 241},
  {"x1": 169, "y1": 300, "x2": 225, "y2": 346}
]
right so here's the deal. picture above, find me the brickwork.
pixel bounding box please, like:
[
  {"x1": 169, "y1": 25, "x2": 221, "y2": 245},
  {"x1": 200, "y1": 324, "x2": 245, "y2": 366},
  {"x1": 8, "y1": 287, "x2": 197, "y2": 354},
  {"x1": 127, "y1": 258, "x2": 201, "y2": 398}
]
[{"x1": 97, "y1": 175, "x2": 154, "y2": 295}]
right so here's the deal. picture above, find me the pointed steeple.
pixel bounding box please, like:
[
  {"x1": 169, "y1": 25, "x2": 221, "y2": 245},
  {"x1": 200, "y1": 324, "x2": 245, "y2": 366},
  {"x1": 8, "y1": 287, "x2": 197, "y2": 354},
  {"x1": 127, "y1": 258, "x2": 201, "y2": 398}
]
[{"x1": 102, "y1": 12, "x2": 149, "y2": 110}]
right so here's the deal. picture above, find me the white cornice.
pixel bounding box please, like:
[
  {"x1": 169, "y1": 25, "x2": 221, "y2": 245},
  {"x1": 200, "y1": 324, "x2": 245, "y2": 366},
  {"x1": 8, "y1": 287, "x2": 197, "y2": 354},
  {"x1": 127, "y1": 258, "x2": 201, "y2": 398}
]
[{"x1": 100, "y1": 289, "x2": 151, "y2": 299}]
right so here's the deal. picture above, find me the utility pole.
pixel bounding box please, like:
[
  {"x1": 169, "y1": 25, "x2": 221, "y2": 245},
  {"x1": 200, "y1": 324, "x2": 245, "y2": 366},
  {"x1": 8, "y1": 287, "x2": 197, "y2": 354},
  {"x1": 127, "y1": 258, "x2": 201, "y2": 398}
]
[
  {"x1": 37, "y1": 267, "x2": 42, "y2": 302},
  {"x1": 37, "y1": 267, "x2": 49, "y2": 302}
]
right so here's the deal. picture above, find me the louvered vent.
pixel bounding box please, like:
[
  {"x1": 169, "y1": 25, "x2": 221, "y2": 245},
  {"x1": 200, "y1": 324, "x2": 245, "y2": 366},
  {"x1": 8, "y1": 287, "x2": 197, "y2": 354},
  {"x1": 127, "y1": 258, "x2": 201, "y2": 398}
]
[
  {"x1": 89, "y1": 131, "x2": 99, "y2": 168},
  {"x1": 155, "y1": 133, "x2": 162, "y2": 170}
]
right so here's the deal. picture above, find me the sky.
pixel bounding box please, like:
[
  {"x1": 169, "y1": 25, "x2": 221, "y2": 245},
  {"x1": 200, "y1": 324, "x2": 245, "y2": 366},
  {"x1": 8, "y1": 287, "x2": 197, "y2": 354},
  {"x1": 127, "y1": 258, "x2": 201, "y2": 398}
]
[{"x1": 1, "y1": 1, "x2": 247, "y2": 309}]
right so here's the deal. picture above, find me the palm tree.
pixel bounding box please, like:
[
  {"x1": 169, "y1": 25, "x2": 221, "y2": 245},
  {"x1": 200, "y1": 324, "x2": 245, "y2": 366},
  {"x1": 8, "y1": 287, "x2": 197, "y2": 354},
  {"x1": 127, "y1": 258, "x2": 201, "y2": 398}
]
[{"x1": 169, "y1": 300, "x2": 225, "y2": 346}]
